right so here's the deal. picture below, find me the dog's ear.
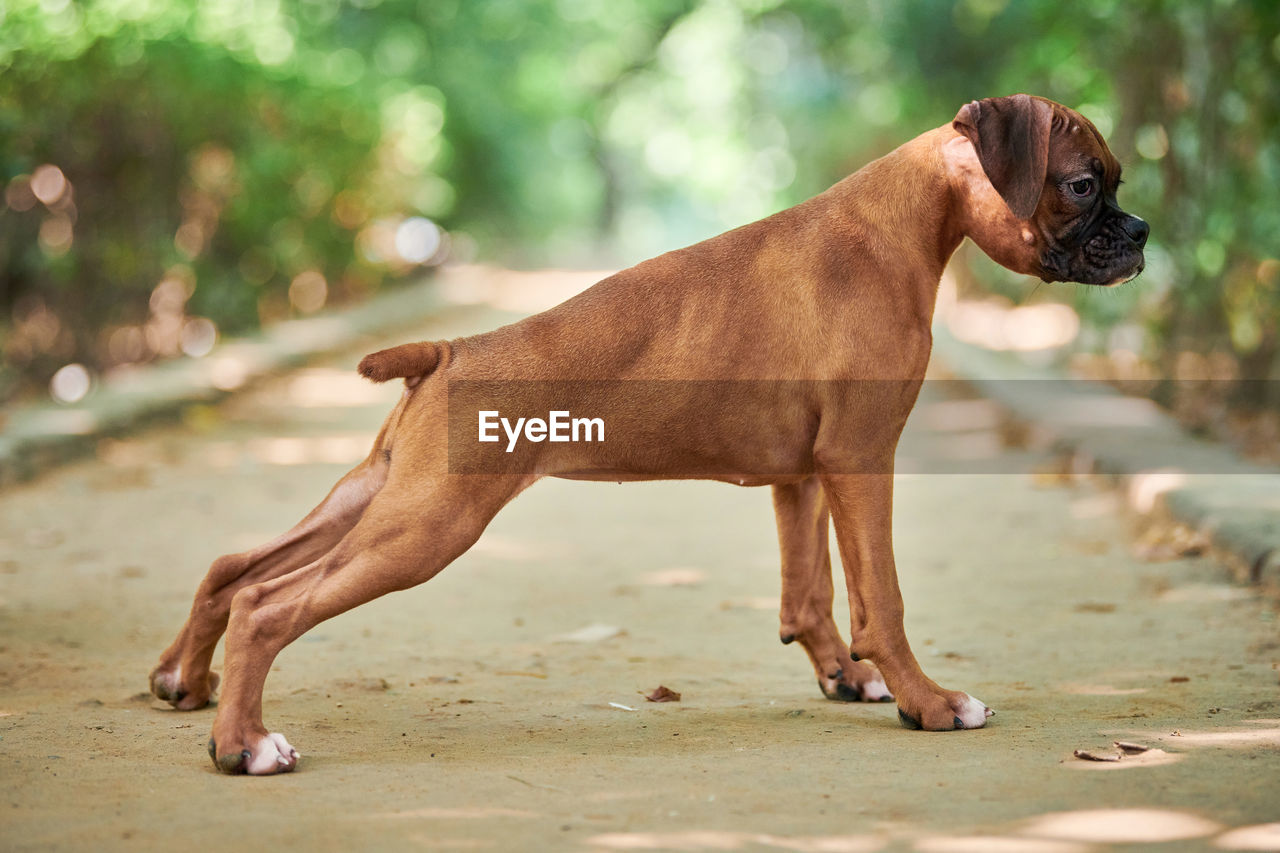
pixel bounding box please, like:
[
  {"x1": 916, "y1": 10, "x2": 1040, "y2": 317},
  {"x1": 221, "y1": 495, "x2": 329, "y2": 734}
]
[{"x1": 952, "y1": 94, "x2": 1052, "y2": 220}]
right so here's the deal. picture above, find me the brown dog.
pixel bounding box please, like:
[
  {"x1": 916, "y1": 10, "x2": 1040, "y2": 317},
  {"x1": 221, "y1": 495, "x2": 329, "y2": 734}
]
[{"x1": 150, "y1": 94, "x2": 1146, "y2": 774}]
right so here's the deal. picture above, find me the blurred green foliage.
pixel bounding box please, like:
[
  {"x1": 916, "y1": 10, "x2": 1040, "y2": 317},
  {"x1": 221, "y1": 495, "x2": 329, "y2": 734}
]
[{"x1": 1, "y1": 0, "x2": 1278, "y2": 403}]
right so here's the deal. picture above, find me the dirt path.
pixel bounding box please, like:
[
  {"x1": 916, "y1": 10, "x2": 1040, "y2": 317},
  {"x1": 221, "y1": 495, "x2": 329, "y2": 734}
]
[{"x1": 2, "y1": 302, "x2": 1278, "y2": 852}]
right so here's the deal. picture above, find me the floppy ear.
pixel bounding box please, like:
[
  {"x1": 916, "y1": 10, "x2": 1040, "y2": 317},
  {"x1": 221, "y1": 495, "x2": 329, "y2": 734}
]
[{"x1": 952, "y1": 94, "x2": 1052, "y2": 220}]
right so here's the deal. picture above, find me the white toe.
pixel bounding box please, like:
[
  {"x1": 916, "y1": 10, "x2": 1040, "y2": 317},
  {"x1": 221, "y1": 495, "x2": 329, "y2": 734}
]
[
  {"x1": 245, "y1": 733, "x2": 299, "y2": 775},
  {"x1": 861, "y1": 674, "x2": 892, "y2": 702},
  {"x1": 956, "y1": 693, "x2": 991, "y2": 729}
]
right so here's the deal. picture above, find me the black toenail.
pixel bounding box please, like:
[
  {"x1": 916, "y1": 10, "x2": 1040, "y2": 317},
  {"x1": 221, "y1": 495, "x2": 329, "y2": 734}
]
[
  {"x1": 207, "y1": 737, "x2": 217, "y2": 760},
  {"x1": 832, "y1": 667, "x2": 843, "y2": 681},
  {"x1": 954, "y1": 716, "x2": 963, "y2": 730},
  {"x1": 216, "y1": 750, "x2": 248, "y2": 774},
  {"x1": 834, "y1": 683, "x2": 861, "y2": 702},
  {"x1": 173, "y1": 689, "x2": 186, "y2": 702},
  {"x1": 850, "y1": 652, "x2": 861, "y2": 661},
  {"x1": 898, "y1": 708, "x2": 921, "y2": 730},
  {"x1": 780, "y1": 633, "x2": 795, "y2": 645}
]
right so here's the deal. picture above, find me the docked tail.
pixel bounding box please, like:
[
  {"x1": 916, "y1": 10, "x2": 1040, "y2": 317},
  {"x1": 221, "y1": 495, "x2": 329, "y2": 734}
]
[{"x1": 358, "y1": 341, "x2": 441, "y2": 384}]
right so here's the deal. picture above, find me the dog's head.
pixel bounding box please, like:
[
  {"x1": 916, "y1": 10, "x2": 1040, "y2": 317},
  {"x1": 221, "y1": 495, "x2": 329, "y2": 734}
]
[{"x1": 949, "y1": 94, "x2": 1147, "y2": 286}]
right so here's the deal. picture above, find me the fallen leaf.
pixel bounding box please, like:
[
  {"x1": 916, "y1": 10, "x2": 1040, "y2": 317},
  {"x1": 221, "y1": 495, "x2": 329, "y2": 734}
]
[
  {"x1": 1113, "y1": 741, "x2": 1150, "y2": 754},
  {"x1": 1073, "y1": 749, "x2": 1122, "y2": 762},
  {"x1": 644, "y1": 685, "x2": 681, "y2": 703},
  {"x1": 1066, "y1": 747, "x2": 1183, "y2": 771}
]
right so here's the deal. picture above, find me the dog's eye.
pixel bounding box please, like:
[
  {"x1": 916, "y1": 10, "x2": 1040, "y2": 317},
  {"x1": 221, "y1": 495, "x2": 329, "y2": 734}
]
[{"x1": 1069, "y1": 178, "x2": 1095, "y2": 198}]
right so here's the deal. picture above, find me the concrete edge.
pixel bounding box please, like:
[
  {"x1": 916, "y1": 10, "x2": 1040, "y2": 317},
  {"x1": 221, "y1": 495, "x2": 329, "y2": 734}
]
[
  {"x1": 0, "y1": 276, "x2": 445, "y2": 487},
  {"x1": 931, "y1": 324, "x2": 1280, "y2": 587}
]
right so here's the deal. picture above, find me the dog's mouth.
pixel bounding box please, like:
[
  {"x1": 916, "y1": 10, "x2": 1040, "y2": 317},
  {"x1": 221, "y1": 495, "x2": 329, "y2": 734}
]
[
  {"x1": 1104, "y1": 262, "x2": 1145, "y2": 286},
  {"x1": 1040, "y1": 219, "x2": 1146, "y2": 287}
]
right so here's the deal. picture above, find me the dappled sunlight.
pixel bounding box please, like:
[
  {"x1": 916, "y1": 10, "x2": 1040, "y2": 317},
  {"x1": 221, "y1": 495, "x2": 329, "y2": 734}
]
[
  {"x1": 1058, "y1": 683, "x2": 1148, "y2": 696},
  {"x1": 586, "y1": 831, "x2": 885, "y2": 852},
  {"x1": 283, "y1": 367, "x2": 399, "y2": 408},
  {"x1": 1214, "y1": 823, "x2": 1280, "y2": 850},
  {"x1": 914, "y1": 835, "x2": 1086, "y2": 853},
  {"x1": 437, "y1": 265, "x2": 612, "y2": 314},
  {"x1": 1126, "y1": 470, "x2": 1189, "y2": 513},
  {"x1": 245, "y1": 435, "x2": 371, "y2": 466},
  {"x1": 192, "y1": 435, "x2": 373, "y2": 468},
  {"x1": 641, "y1": 567, "x2": 707, "y2": 586},
  {"x1": 207, "y1": 355, "x2": 251, "y2": 391},
  {"x1": 1148, "y1": 722, "x2": 1280, "y2": 749},
  {"x1": 940, "y1": 295, "x2": 1081, "y2": 353},
  {"x1": 1019, "y1": 808, "x2": 1221, "y2": 844},
  {"x1": 718, "y1": 596, "x2": 781, "y2": 611}
]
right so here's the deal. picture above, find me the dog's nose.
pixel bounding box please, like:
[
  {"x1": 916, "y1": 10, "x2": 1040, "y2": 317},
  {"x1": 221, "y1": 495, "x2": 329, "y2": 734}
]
[{"x1": 1121, "y1": 215, "x2": 1149, "y2": 248}]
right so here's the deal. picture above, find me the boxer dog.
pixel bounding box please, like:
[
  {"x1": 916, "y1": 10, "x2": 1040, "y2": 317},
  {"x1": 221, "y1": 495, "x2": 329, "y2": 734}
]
[{"x1": 150, "y1": 95, "x2": 1147, "y2": 774}]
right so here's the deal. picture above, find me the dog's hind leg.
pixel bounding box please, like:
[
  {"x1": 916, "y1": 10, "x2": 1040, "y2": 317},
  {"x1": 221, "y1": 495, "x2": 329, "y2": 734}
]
[
  {"x1": 149, "y1": 396, "x2": 410, "y2": 710},
  {"x1": 773, "y1": 476, "x2": 891, "y2": 702},
  {"x1": 206, "y1": 472, "x2": 529, "y2": 774},
  {"x1": 149, "y1": 454, "x2": 389, "y2": 710}
]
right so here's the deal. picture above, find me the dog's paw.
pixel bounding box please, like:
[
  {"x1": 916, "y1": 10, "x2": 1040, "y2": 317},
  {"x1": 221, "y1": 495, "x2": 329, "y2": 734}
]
[
  {"x1": 209, "y1": 732, "x2": 300, "y2": 775},
  {"x1": 897, "y1": 692, "x2": 993, "y2": 731},
  {"x1": 819, "y1": 660, "x2": 894, "y2": 703},
  {"x1": 150, "y1": 664, "x2": 219, "y2": 711}
]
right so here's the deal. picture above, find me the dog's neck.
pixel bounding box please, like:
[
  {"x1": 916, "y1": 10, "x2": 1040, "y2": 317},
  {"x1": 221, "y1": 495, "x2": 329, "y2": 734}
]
[
  {"x1": 940, "y1": 129, "x2": 1043, "y2": 278},
  {"x1": 818, "y1": 127, "x2": 969, "y2": 333}
]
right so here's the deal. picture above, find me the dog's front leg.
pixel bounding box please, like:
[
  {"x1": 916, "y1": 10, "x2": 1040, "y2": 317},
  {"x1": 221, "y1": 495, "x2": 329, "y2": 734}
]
[
  {"x1": 820, "y1": 472, "x2": 992, "y2": 730},
  {"x1": 772, "y1": 477, "x2": 890, "y2": 702}
]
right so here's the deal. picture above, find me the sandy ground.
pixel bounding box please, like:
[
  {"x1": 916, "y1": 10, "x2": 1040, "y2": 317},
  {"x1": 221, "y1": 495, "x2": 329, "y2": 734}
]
[{"x1": 2, "y1": 301, "x2": 1279, "y2": 852}]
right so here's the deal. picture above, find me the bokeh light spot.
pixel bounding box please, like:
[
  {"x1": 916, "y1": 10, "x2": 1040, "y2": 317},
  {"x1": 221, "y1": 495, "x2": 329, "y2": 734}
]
[
  {"x1": 4, "y1": 176, "x2": 38, "y2": 212},
  {"x1": 289, "y1": 270, "x2": 328, "y2": 313},
  {"x1": 38, "y1": 216, "x2": 74, "y2": 256},
  {"x1": 394, "y1": 217, "x2": 443, "y2": 264},
  {"x1": 50, "y1": 363, "x2": 92, "y2": 404},
  {"x1": 180, "y1": 317, "x2": 218, "y2": 357},
  {"x1": 30, "y1": 164, "x2": 69, "y2": 205}
]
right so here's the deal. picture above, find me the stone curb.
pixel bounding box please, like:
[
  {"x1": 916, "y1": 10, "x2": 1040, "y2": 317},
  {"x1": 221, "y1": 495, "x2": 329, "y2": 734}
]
[
  {"x1": 0, "y1": 276, "x2": 444, "y2": 487},
  {"x1": 932, "y1": 325, "x2": 1280, "y2": 587}
]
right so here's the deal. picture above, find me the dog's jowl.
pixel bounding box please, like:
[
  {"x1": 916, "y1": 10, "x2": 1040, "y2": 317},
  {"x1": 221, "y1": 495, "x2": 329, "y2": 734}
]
[{"x1": 149, "y1": 94, "x2": 1146, "y2": 774}]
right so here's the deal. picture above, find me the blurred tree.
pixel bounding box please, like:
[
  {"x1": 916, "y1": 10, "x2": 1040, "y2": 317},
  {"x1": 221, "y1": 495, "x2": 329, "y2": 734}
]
[{"x1": 1, "y1": 0, "x2": 1277, "y2": 409}]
